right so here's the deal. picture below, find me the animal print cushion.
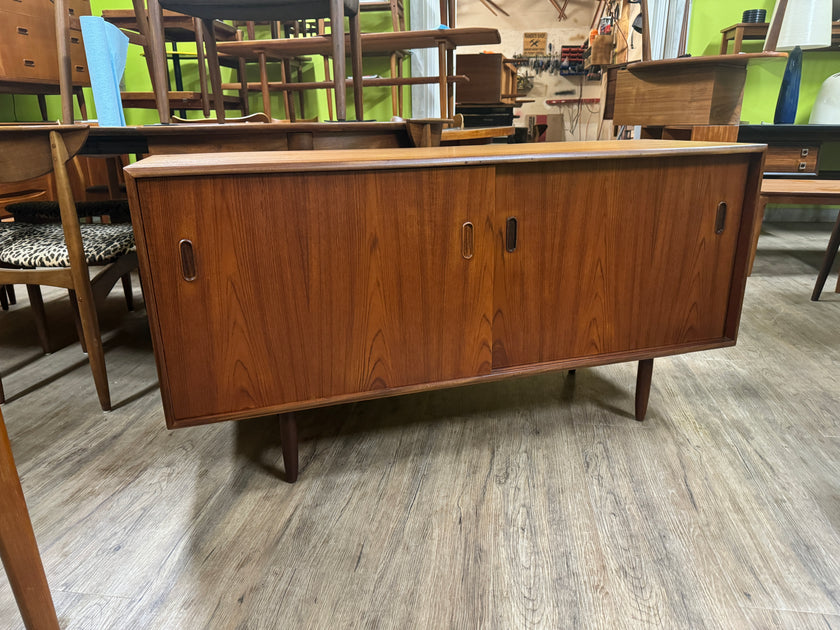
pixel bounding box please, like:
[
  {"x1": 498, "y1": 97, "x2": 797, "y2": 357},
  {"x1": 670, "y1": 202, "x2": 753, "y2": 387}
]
[
  {"x1": 5, "y1": 200, "x2": 132, "y2": 224},
  {"x1": 0, "y1": 222, "x2": 135, "y2": 268}
]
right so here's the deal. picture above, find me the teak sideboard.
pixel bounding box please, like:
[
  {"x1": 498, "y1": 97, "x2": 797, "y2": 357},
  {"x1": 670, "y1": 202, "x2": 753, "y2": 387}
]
[{"x1": 124, "y1": 141, "x2": 765, "y2": 482}]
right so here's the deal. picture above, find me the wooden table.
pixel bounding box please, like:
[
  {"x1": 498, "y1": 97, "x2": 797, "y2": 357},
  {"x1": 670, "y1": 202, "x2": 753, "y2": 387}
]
[
  {"x1": 124, "y1": 140, "x2": 765, "y2": 482},
  {"x1": 719, "y1": 23, "x2": 770, "y2": 55},
  {"x1": 83, "y1": 121, "x2": 424, "y2": 156}
]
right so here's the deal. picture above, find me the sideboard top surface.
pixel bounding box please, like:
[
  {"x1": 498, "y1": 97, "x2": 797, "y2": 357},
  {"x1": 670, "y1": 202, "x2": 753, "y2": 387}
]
[{"x1": 125, "y1": 140, "x2": 767, "y2": 179}]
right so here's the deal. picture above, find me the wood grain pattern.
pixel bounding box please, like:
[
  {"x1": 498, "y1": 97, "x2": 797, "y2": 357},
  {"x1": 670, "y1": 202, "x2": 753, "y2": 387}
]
[
  {"x1": 492, "y1": 155, "x2": 749, "y2": 368},
  {"x1": 135, "y1": 168, "x2": 495, "y2": 422}
]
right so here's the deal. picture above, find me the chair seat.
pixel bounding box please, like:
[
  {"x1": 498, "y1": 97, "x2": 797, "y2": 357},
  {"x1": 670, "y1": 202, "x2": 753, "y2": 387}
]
[
  {"x1": 159, "y1": 0, "x2": 359, "y2": 21},
  {"x1": 0, "y1": 223, "x2": 135, "y2": 268}
]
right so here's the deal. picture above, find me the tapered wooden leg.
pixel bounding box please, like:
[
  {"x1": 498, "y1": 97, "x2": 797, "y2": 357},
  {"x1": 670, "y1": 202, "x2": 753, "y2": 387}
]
[
  {"x1": 811, "y1": 209, "x2": 840, "y2": 301},
  {"x1": 278, "y1": 412, "x2": 299, "y2": 483},
  {"x1": 26, "y1": 285, "x2": 50, "y2": 354},
  {"x1": 0, "y1": 410, "x2": 61, "y2": 630},
  {"x1": 635, "y1": 358, "x2": 654, "y2": 422},
  {"x1": 121, "y1": 273, "x2": 134, "y2": 311},
  {"x1": 74, "y1": 285, "x2": 111, "y2": 411},
  {"x1": 6, "y1": 285, "x2": 15, "y2": 306},
  {"x1": 202, "y1": 18, "x2": 225, "y2": 123},
  {"x1": 0, "y1": 286, "x2": 9, "y2": 311},
  {"x1": 68, "y1": 290, "x2": 86, "y2": 354},
  {"x1": 349, "y1": 12, "x2": 364, "y2": 121},
  {"x1": 0, "y1": 373, "x2": 5, "y2": 404}
]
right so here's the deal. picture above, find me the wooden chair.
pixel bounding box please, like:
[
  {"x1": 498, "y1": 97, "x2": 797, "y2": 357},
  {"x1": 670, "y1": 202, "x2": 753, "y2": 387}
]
[
  {"x1": 0, "y1": 407, "x2": 60, "y2": 630},
  {"x1": 0, "y1": 126, "x2": 138, "y2": 411},
  {"x1": 750, "y1": 178, "x2": 840, "y2": 301},
  {"x1": 155, "y1": 0, "x2": 364, "y2": 122},
  {"x1": 360, "y1": 0, "x2": 406, "y2": 117}
]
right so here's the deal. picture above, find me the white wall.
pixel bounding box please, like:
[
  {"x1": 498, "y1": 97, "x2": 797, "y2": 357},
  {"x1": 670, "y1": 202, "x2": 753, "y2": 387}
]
[{"x1": 457, "y1": 0, "x2": 604, "y2": 140}]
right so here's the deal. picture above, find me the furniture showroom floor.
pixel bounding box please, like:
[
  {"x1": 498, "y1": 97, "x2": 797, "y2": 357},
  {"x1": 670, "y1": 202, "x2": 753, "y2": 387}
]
[{"x1": 0, "y1": 222, "x2": 838, "y2": 629}]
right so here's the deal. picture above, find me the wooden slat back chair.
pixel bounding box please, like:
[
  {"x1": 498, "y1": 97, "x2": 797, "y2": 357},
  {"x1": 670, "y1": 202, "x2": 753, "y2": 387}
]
[
  {"x1": 157, "y1": 0, "x2": 364, "y2": 122},
  {"x1": 0, "y1": 126, "x2": 138, "y2": 411},
  {"x1": 360, "y1": 0, "x2": 406, "y2": 117}
]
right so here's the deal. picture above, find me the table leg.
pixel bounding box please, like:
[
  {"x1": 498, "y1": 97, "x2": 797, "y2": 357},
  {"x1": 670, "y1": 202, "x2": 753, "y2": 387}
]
[
  {"x1": 635, "y1": 358, "x2": 654, "y2": 422},
  {"x1": 278, "y1": 412, "x2": 299, "y2": 483}
]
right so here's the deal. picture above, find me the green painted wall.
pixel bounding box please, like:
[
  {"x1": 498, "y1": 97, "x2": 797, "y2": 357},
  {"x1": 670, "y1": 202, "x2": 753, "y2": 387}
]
[
  {"x1": 0, "y1": 1, "x2": 410, "y2": 123},
  {"x1": 687, "y1": 0, "x2": 840, "y2": 125}
]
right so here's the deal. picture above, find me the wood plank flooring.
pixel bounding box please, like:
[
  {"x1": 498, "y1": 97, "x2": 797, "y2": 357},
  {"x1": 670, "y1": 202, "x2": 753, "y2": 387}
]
[{"x1": 0, "y1": 221, "x2": 838, "y2": 629}]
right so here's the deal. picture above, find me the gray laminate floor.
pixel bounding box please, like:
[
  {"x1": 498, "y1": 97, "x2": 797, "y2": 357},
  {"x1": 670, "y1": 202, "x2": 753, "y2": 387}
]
[{"x1": 1, "y1": 222, "x2": 838, "y2": 629}]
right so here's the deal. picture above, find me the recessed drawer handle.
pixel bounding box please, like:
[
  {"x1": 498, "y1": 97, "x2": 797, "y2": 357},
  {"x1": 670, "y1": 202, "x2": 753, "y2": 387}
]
[
  {"x1": 179, "y1": 239, "x2": 197, "y2": 281},
  {"x1": 23, "y1": 59, "x2": 35, "y2": 68},
  {"x1": 505, "y1": 216, "x2": 518, "y2": 252},
  {"x1": 17, "y1": 27, "x2": 29, "y2": 35},
  {"x1": 74, "y1": 65, "x2": 85, "y2": 73},
  {"x1": 715, "y1": 202, "x2": 727, "y2": 235},
  {"x1": 461, "y1": 222, "x2": 474, "y2": 260},
  {"x1": 71, "y1": 36, "x2": 80, "y2": 44}
]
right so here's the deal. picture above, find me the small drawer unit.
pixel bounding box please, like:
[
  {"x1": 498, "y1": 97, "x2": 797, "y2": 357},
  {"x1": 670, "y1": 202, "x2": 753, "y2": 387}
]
[{"x1": 764, "y1": 145, "x2": 819, "y2": 174}]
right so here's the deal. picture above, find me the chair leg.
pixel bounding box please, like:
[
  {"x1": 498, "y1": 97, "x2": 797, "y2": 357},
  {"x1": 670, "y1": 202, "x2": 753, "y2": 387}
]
[
  {"x1": 120, "y1": 273, "x2": 134, "y2": 311},
  {"x1": 26, "y1": 285, "x2": 51, "y2": 355},
  {"x1": 282, "y1": 59, "x2": 296, "y2": 122},
  {"x1": 812, "y1": 209, "x2": 840, "y2": 301},
  {"x1": 68, "y1": 290, "x2": 86, "y2": 354},
  {"x1": 0, "y1": 286, "x2": 8, "y2": 311},
  {"x1": 349, "y1": 11, "x2": 364, "y2": 121},
  {"x1": 202, "y1": 18, "x2": 226, "y2": 123},
  {"x1": 6, "y1": 285, "x2": 15, "y2": 306},
  {"x1": 0, "y1": 372, "x2": 4, "y2": 404},
  {"x1": 0, "y1": 412, "x2": 61, "y2": 630},
  {"x1": 329, "y1": 0, "x2": 348, "y2": 121},
  {"x1": 73, "y1": 284, "x2": 111, "y2": 411}
]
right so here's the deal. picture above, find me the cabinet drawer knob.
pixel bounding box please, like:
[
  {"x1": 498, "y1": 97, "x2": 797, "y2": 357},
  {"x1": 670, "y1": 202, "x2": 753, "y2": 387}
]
[
  {"x1": 801, "y1": 148, "x2": 809, "y2": 157},
  {"x1": 23, "y1": 59, "x2": 35, "y2": 68},
  {"x1": 715, "y1": 202, "x2": 727, "y2": 235},
  {"x1": 505, "y1": 217, "x2": 518, "y2": 252},
  {"x1": 461, "y1": 222, "x2": 474, "y2": 260},
  {"x1": 179, "y1": 239, "x2": 197, "y2": 281}
]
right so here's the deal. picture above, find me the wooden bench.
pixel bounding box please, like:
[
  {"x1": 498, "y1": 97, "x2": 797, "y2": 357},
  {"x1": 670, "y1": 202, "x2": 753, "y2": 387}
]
[{"x1": 750, "y1": 179, "x2": 840, "y2": 301}]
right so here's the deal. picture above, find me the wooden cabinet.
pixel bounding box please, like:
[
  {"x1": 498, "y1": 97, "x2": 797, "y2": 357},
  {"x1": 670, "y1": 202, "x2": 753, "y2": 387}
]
[
  {"x1": 125, "y1": 141, "x2": 764, "y2": 478},
  {"x1": 0, "y1": 0, "x2": 90, "y2": 93}
]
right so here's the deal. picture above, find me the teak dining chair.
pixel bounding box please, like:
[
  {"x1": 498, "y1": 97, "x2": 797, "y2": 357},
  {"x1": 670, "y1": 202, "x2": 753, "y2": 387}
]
[
  {"x1": 0, "y1": 126, "x2": 138, "y2": 411},
  {"x1": 155, "y1": 0, "x2": 364, "y2": 122}
]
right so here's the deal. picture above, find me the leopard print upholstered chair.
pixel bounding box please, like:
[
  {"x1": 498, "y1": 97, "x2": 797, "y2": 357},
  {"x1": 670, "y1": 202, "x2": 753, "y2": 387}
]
[{"x1": 0, "y1": 125, "x2": 138, "y2": 411}]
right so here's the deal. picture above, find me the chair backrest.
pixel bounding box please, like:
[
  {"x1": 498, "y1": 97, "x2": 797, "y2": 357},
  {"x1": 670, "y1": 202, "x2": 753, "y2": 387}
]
[{"x1": 0, "y1": 126, "x2": 89, "y2": 185}]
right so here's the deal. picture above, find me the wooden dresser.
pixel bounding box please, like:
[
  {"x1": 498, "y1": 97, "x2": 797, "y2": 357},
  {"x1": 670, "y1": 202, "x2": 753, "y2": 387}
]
[
  {"x1": 125, "y1": 141, "x2": 765, "y2": 481},
  {"x1": 0, "y1": 0, "x2": 90, "y2": 94}
]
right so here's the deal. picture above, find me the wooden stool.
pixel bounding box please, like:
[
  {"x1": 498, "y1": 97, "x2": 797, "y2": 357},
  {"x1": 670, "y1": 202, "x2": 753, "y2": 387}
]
[{"x1": 750, "y1": 179, "x2": 840, "y2": 301}]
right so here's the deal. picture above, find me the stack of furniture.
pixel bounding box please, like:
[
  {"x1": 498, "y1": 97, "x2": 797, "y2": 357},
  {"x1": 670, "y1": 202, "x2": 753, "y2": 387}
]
[{"x1": 456, "y1": 53, "x2": 525, "y2": 129}]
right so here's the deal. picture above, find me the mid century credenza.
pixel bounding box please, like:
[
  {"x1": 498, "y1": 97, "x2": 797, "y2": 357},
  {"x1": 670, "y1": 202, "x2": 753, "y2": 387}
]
[{"x1": 124, "y1": 141, "x2": 765, "y2": 482}]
